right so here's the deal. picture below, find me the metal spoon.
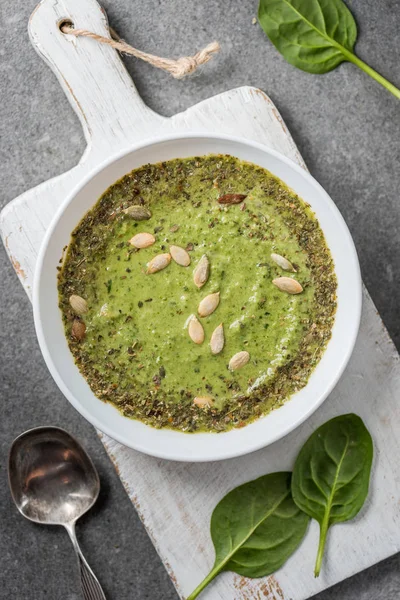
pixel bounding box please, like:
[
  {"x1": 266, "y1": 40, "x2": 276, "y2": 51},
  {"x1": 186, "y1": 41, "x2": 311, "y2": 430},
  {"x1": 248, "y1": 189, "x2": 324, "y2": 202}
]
[{"x1": 8, "y1": 426, "x2": 106, "y2": 600}]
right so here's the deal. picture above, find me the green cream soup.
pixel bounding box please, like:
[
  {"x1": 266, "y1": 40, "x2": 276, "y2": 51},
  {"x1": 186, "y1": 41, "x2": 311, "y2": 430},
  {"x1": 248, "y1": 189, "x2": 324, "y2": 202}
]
[{"x1": 58, "y1": 155, "x2": 336, "y2": 432}]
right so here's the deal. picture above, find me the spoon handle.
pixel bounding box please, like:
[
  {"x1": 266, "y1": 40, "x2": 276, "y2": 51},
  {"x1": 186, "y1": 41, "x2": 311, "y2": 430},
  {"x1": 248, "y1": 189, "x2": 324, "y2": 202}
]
[{"x1": 65, "y1": 523, "x2": 106, "y2": 600}]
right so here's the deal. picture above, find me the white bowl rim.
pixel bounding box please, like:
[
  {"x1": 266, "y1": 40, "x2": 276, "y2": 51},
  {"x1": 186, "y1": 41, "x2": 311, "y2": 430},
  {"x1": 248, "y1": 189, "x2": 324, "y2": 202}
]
[{"x1": 33, "y1": 132, "x2": 362, "y2": 462}]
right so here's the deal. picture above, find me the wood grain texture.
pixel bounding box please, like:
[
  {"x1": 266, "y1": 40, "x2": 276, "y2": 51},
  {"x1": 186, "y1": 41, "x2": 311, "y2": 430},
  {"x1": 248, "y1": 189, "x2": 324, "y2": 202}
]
[{"x1": 1, "y1": 0, "x2": 400, "y2": 599}]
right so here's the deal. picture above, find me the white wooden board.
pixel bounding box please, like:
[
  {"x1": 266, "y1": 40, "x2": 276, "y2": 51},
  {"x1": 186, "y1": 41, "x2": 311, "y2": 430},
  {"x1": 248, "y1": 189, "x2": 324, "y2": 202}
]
[{"x1": 1, "y1": 0, "x2": 400, "y2": 598}]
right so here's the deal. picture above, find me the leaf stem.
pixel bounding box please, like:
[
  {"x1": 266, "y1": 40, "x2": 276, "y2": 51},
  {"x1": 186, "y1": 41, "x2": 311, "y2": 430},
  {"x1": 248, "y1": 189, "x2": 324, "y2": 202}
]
[
  {"x1": 341, "y1": 49, "x2": 400, "y2": 99},
  {"x1": 187, "y1": 565, "x2": 222, "y2": 600},
  {"x1": 314, "y1": 516, "x2": 329, "y2": 577}
]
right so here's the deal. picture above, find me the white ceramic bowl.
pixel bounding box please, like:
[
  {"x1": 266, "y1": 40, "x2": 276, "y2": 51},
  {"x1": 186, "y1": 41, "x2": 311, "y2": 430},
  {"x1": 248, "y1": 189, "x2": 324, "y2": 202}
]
[{"x1": 33, "y1": 133, "x2": 361, "y2": 462}]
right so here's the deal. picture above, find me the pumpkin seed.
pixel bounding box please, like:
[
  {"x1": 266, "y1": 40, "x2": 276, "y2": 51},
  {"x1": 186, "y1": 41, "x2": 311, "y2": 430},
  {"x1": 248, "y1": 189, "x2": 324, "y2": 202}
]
[
  {"x1": 271, "y1": 253, "x2": 296, "y2": 272},
  {"x1": 193, "y1": 254, "x2": 210, "y2": 288},
  {"x1": 170, "y1": 245, "x2": 191, "y2": 267},
  {"x1": 229, "y1": 351, "x2": 250, "y2": 371},
  {"x1": 188, "y1": 315, "x2": 205, "y2": 344},
  {"x1": 69, "y1": 294, "x2": 88, "y2": 315},
  {"x1": 146, "y1": 253, "x2": 171, "y2": 274},
  {"x1": 198, "y1": 292, "x2": 220, "y2": 317},
  {"x1": 129, "y1": 232, "x2": 155, "y2": 248},
  {"x1": 71, "y1": 319, "x2": 86, "y2": 341},
  {"x1": 193, "y1": 396, "x2": 213, "y2": 408},
  {"x1": 123, "y1": 205, "x2": 152, "y2": 220},
  {"x1": 210, "y1": 323, "x2": 224, "y2": 355},
  {"x1": 272, "y1": 277, "x2": 303, "y2": 294}
]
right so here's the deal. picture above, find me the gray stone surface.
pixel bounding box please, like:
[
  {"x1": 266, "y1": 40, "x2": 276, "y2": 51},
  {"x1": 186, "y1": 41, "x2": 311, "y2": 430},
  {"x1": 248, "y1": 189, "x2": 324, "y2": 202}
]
[{"x1": 0, "y1": 0, "x2": 399, "y2": 598}]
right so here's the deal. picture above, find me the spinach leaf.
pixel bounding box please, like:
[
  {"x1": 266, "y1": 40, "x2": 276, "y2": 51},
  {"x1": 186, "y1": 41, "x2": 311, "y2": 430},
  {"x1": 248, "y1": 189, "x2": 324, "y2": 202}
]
[
  {"x1": 258, "y1": 0, "x2": 400, "y2": 99},
  {"x1": 292, "y1": 414, "x2": 373, "y2": 577},
  {"x1": 187, "y1": 472, "x2": 309, "y2": 599}
]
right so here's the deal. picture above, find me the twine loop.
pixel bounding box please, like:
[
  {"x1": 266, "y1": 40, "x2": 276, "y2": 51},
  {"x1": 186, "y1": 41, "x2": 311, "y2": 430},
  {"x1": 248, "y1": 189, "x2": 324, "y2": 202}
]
[{"x1": 61, "y1": 24, "x2": 220, "y2": 79}]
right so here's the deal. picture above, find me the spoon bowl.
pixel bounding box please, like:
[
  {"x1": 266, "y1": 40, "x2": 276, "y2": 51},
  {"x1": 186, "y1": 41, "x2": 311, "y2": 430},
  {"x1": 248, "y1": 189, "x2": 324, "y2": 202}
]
[
  {"x1": 9, "y1": 427, "x2": 106, "y2": 600},
  {"x1": 9, "y1": 426, "x2": 99, "y2": 525}
]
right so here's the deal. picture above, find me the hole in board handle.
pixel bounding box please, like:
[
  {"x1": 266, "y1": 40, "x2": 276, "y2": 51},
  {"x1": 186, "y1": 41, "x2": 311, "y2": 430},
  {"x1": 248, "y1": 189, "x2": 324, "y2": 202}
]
[{"x1": 58, "y1": 19, "x2": 74, "y2": 33}]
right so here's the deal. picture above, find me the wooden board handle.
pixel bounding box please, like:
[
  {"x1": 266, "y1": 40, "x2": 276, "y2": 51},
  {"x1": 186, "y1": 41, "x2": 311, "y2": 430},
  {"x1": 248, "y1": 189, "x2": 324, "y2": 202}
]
[{"x1": 29, "y1": 0, "x2": 166, "y2": 152}]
